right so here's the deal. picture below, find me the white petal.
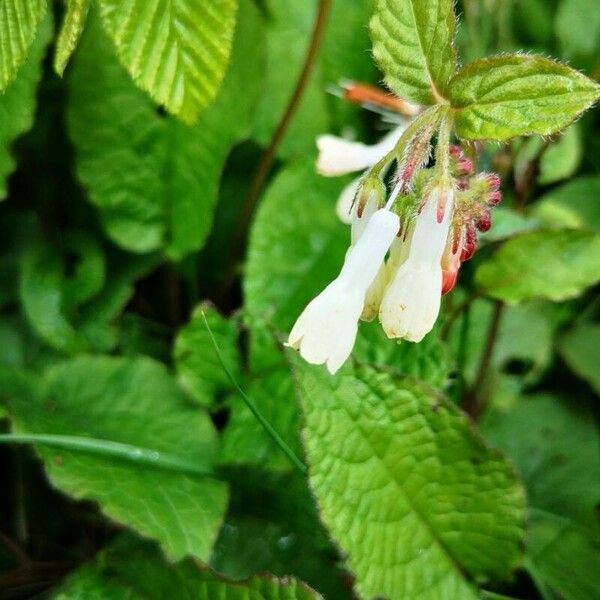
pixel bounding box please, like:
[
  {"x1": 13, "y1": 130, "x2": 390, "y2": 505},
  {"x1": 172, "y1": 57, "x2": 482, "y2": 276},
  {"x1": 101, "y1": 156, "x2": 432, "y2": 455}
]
[
  {"x1": 316, "y1": 126, "x2": 406, "y2": 177},
  {"x1": 379, "y1": 263, "x2": 442, "y2": 341},
  {"x1": 336, "y1": 177, "x2": 362, "y2": 224}
]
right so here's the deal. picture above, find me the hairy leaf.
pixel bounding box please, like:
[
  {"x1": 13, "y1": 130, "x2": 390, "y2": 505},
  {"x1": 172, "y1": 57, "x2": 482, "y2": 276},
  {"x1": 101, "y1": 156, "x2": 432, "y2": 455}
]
[
  {"x1": 52, "y1": 535, "x2": 321, "y2": 599},
  {"x1": 5, "y1": 356, "x2": 228, "y2": 561},
  {"x1": 68, "y1": 4, "x2": 263, "y2": 258},
  {"x1": 370, "y1": 0, "x2": 457, "y2": 104},
  {"x1": 0, "y1": 0, "x2": 47, "y2": 91},
  {"x1": 295, "y1": 362, "x2": 525, "y2": 599},
  {"x1": 449, "y1": 55, "x2": 600, "y2": 140},
  {"x1": 54, "y1": 0, "x2": 90, "y2": 75},
  {"x1": 476, "y1": 230, "x2": 600, "y2": 303},
  {"x1": 0, "y1": 15, "x2": 51, "y2": 199},
  {"x1": 98, "y1": 0, "x2": 238, "y2": 123}
]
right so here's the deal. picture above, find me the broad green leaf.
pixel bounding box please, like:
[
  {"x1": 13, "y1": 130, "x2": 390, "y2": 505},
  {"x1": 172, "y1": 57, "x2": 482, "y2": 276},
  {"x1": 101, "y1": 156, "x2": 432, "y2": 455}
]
[
  {"x1": 532, "y1": 176, "x2": 600, "y2": 232},
  {"x1": 449, "y1": 55, "x2": 600, "y2": 141},
  {"x1": 4, "y1": 356, "x2": 228, "y2": 561},
  {"x1": 539, "y1": 124, "x2": 582, "y2": 184},
  {"x1": 68, "y1": 3, "x2": 263, "y2": 258},
  {"x1": 295, "y1": 362, "x2": 525, "y2": 599},
  {"x1": 245, "y1": 159, "x2": 347, "y2": 334},
  {"x1": 97, "y1": 0, "x2": 238, "y2": 123},
  {"x1": 252, "y1": 0, "x2": 329, "y2": 159},
  {"x1": 556, "y1": 0, "x2": 600, "y2": 63},
  {"x1": 220, "y1": 368, "x2": 301, "y2": 472},
  {"x1": 54, "y1": 0, "x2": 90, "y2": 75},
  {"x1": 354, "y1": 321, "x2": 450, "y2": 389},
  {"x1": 559, "y1": 323, "x2": 600, "y2": 395},
  {"x1": 476, "y1": 229, "x2": 600, "y2": 303},
  {"x1": 370, "y1": 0, "x2": 457, "y2": 105},
  {"x1": 0, "y1": 0, "x2": 47, "y2": 91},
  {"x1": 52, "y1": 535, "x2": 321, "y2": 599},
  {"x1": 482, "y1": 394, "x2": 600, "y2": 599},
  {"x1": 0, "y1": 14, "x2": 51, "y2": 199},
  {"x1": 478, "y1": 207, "x2": 540, "y2": 244},
  {"x1": 174, "y1": 303, "x2": 241, "y2": 407},
  {"x1": 527, "y1": 510, "x2": 600, "y2": 600}
]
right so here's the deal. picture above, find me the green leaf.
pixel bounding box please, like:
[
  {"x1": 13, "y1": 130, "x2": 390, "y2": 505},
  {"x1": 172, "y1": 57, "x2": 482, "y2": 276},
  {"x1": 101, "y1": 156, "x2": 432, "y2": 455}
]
[
  {"x1": 0, "y1": 14, "x2": 52, "y2": 199},
  {"x1": 556, "y1": 0, "x2": 600, "y2": 63},
  {"x1": 539, "y1": 124, "x2": 582, "y2": 184},
  {"x1": 220, "y1": 368, "x2": 301, "y2": 472},
  {"x1": 295, "y1": 361, "x2": 525, "y2": 599},
  {"x1": 245, "y1": 159, "x2": 347, "y2": 335},
  {"x1": 54, "y1": 0, "x2": 90, "y2": 75},
  {"x1": 0, "y1": 0, "x2": 47, "y2": 91},
  {"x1": 370, "y1": 0, "x2": 457, "y2": 104},
  {"x1": 476, "y1": 229, "x2": 600, "y2": 303},
  {"x1": 68, "y1": 3, "x2": 263, "y2": 258},
  {"x1": 559, "y1": 323, "x2": 600, "y2": 395},
  {"x1": 449, "y1": 55, "x2": 600, "y2": 141},
  {"x1": 532, "y1": 176, "x2": 600, "y2": 232},
  {"x1": 174, "y1": 303, "x2": 241, "y2": 407},
  {"x1": 97, "y1": 0, "x2": 238, "y2": 124},
  {"x1": 52, "y1": 535, "x2": 321, "y2": 599},
  {"x1": 482, "y1": 394, "x2": 600, "y2": 599},
  {"x1": 4, "y1": 356, "x2": 228, "y2": 561}
]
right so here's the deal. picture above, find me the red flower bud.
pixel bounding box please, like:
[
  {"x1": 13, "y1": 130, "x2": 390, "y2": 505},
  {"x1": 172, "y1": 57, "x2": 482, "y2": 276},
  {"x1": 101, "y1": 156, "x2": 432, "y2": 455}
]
[
  {"x1": 487, "y1": 190, "x2": 502, "y2": 206},
  {"x1": 460, "y1": 227, "x2": 477, "y2": 261},
  {"x1": 476, "y1": 209, "x2": 492, "y2": 232},
  {"x1": 457, "y1": 159, "x2": 474, "y2": 176}
]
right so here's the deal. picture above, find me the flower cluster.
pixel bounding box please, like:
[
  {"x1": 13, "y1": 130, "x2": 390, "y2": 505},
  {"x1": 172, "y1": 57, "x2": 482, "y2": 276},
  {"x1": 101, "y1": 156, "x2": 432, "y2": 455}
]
[{"x1": 288, "y1": 96, "x2": 502, "y2": 374}]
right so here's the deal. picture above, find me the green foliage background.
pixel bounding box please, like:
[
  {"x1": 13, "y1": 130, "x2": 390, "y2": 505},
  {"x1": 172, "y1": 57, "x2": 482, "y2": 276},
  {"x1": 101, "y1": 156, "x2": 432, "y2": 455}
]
[{"x1": 0, "y1": 0, "x2": 599, "y2": 599}]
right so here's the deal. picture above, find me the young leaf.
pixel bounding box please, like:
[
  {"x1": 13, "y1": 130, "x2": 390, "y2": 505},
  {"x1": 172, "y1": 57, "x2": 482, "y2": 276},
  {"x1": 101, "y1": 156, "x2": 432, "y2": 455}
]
[
  {"x1": 97, "y1": 0, "x2": 238, "y2": 123},
  {"x1": 295, "y1": 362, "x2": 525, "y2": 599},
  {"x1": 54, "y1": 0, "x2": 90, "y2": 75},
  {"x1": 370, "y1": 0, "x2": 457, "y2": 105},
  {"x1": 475, "y1": 229, "x2": 600, "y2": 303},
  {"x1": 51, "y1": 535, "x2": 322, "y2": 599},
  {"x1": 4, "y1": 356, "x2": 228, "y2": 562},
  {"x1": 0, "y1": 14, "x2": 52, "y2": 199},
  {"x1": 0, "y1": 0, "x2": 47, "y2": 91},
  {"x1": 68, "y1": 3, "x2": 263, "y2": 258},
  {"x1": 449, "y1": 55, "x2": 600, "y2": 141}
]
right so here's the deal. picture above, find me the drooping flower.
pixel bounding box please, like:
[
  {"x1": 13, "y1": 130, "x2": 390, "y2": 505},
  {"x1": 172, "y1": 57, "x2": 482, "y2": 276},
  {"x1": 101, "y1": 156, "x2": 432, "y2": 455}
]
[
  {"x1": 379, "y1": 186, "x2": 455, "y2": 342},
  {"x1": 288, "y1": 208, "x2": 399, "y2": 374}
]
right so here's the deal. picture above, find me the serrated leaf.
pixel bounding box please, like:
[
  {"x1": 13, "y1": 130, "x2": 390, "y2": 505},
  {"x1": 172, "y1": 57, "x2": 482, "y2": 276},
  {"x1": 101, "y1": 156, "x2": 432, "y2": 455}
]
[
  {"x1": 54, "y1": 0, "x2": 90, "y2": 75},
  {"x1": 4, "y1": 356, "x2": 228, "y2": 562},
  {"x1": 370, "y1": 0, "x2": 457, "y2": 105},
  {"x1": 0, "y1": 0, "x2": 47, "y2": 91},
  {"x1": 295, "y1": 361, "x2": 525, "y2": 599},
  {"x1": 245, "y1": 159, "x2": 347, "y2": 334},
  {"x1": 559, "y1": 323, "x2": 600, "y2": 395},
  {"x1": 174, "y1": 303, "x2": 241, "y2": 407},
  {"x1": 52, "y1": 535, "x2": 321, "y2": 600},
  {"x1": 0, "y1": 14, "x2": 51, "y2": 199},
  {"x1": 97, "y1": 0, "x2": 237, "y2": 123},
  {"x1": 476, "y1": 229, "x2": 600, "y2": 303},
  {"x1": 68, "y1": 4, "x2": 263, "y2": 257},
  {"x1": 449, "y1": 55, "x2": 600, "y2": 141}
]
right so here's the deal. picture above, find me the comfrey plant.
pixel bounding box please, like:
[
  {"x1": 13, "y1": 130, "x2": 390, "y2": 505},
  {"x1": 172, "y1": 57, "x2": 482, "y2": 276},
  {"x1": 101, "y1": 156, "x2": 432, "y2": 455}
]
[{"x1": 288, "y1": 2, "x2": 599, "y2": 375}]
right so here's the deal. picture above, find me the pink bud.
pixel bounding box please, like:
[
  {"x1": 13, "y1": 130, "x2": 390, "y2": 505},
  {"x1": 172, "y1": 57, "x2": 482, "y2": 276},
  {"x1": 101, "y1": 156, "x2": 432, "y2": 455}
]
[
  {"x1": 487, "y1": 190, "x2": 502, "y2": 206},
  {"x1": 486, "y1": 173, "x2": 501, "y2": 191},
  {"x1": 449, "y1": 145, "x2": 463, "y2": 159},
  {"x1": 457, "y1": 179, "x2": 469, "y2": 191},
  {"x1": 476, "y1": 209, "x2": 492, "y2": 232},
  {"x1": 457, "y1": 159, "x2": 474, "y2": 176}
]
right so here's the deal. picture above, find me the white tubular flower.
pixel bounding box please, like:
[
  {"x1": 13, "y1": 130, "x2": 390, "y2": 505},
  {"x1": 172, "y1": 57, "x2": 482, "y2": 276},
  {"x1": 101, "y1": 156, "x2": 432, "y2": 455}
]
[
  {"x1": 316, "y1": 125, "x2": 406, "y2": 177},
  {"x1": 288, "y1": 209, "x2": 400, "y2": 374},
  {"x1": 379, "y1": 187, "x2": 455, "y2": 342}
]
